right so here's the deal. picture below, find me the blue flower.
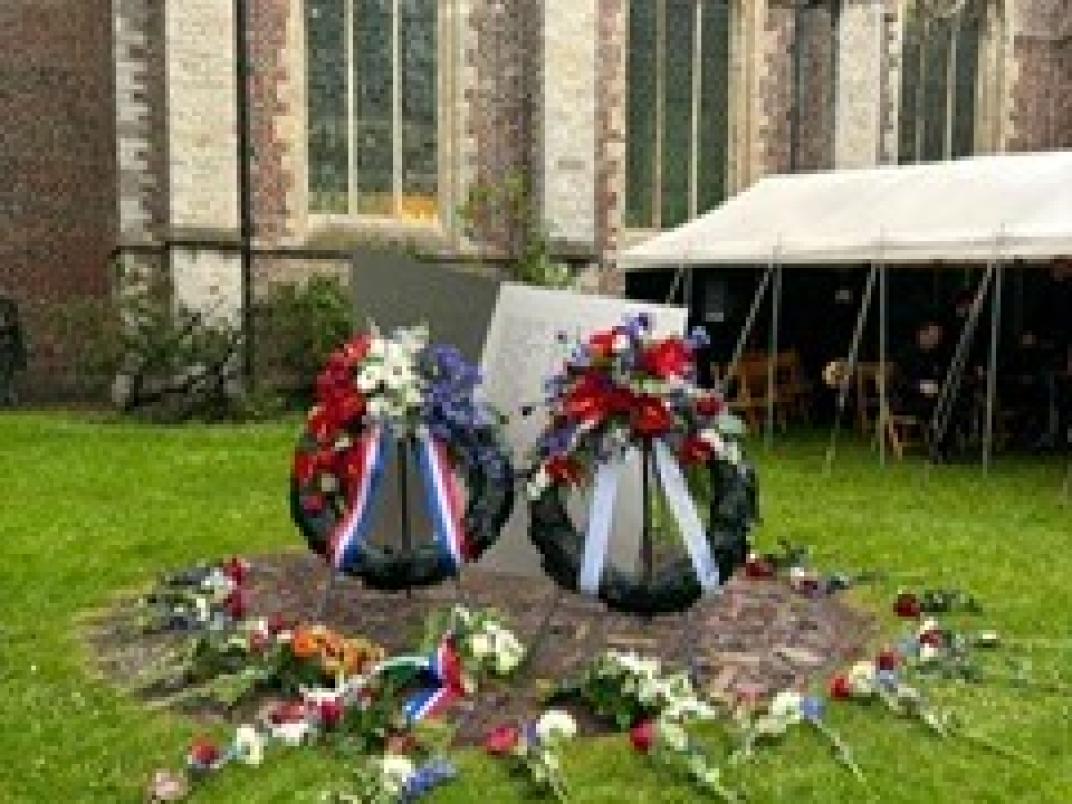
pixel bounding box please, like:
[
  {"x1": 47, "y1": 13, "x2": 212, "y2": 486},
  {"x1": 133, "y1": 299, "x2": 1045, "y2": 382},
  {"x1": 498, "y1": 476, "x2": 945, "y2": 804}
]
[{"x1": 801, "y1": 696, "x2": 825, "y2": 723}]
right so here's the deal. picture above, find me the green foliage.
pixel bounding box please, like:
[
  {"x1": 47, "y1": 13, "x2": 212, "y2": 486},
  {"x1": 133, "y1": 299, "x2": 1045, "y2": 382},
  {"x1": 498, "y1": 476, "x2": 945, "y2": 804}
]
[
  {"x1": 254, "y1": 274, "x2": 354, "y2": 405},
  {"x1": 458, "y1": 172, "x2": 573, "y2": 289}
]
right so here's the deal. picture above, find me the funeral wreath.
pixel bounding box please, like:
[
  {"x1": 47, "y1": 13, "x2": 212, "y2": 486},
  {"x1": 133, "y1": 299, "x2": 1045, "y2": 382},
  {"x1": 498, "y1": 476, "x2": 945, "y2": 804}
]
[
  {"x1": 291, "y1": 326, "x2": 513, "y2": 590},
  {"x1": 526, "y1": 314, "x2": 758, "y2": 615}
]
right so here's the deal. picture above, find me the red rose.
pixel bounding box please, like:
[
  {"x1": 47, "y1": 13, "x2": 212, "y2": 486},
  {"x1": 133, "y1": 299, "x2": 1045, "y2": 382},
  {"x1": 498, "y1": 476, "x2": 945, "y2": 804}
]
[
  {"x1": 484, "y1": 724, "x2": 521, "y2": 756},
  {"x1": 641, "y1": 338, "x2": 692, "y2": 380},
  {"x1": 188, "y1": 737, "x2": 220, "y2": 768},
  {"x1": 918, "y1": 629, "x2": 943, "y2": 648},
  {"x1": 331, "y1": 391, "x2": 366, "y2": 427},
  {"x1": 606, "y1": 386, "x2": 637, "y2": 416},
  {"x1": 318, "y1": 699, "x2": 344, "y2": 730},
  {"x1": 302, "y1": 493, "x2": 326, "y2": 514},
  {"x1": 894, "y1": 592, "x2": 922, "y2": 619},
  {"x1": 336, "y1": 446, "x2": 366, "y2": 485},
  {"x1": 294, "y1": 452, "x2": 318, "y2": 486},
  {"x1": 564, "y1": 375, "x2": 612, "y2": 425},
  {"x1": 271, "y1": 701, "x2": 307, "y2": 725},
  {"x1": 308, "y1": 405, "x2": 340, "y2": 444},
  {"x1": 744, "y1": 556, "x2": 775, "y2": 580},
  {"x1": 631, "y1": 395, "x2": 674, "y2": 438},
  {"x1": 222, "y1": 556, "x2": 249, "y2": 586},
  {"x1": 224, "y1": 589, "x2": 248, "y2": 621},
  {"x1": 546, "y1": 455, "x2": 584, "y2": 486},
  {"x1": 680, "y1": 435, "x2": 714, "y2": 466},
  {"x1": 876, "y1": 649, "x2": 899, "y2": 671},
  {"x1": 342, "y1": 334, "x2": 372, "y2": 365},
  {"x1": 629, "y1": 720, "x2": 655, "y2": 753},
  {"x1": 588, "y1": 329, "x2": 618, "y2": 360},
  {"x1": 695, "y1": 394, "x2": 725, "y2": 418},
  {"x1": 828, "y1": 675, "x2": 852, "y2": 700}
]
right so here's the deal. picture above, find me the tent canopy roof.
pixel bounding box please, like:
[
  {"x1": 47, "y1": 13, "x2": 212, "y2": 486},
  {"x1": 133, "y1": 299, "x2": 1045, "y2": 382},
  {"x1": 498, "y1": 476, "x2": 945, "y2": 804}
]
[{"x1": 621, "y1": 151, "x2": 1072, "y2": 269}]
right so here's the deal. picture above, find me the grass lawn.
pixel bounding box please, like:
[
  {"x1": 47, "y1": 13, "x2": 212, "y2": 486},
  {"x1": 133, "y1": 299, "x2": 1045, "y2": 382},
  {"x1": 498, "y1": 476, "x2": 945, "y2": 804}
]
[{"x1": 1, "y1": 412, "x2": 1070, "y2": 802}]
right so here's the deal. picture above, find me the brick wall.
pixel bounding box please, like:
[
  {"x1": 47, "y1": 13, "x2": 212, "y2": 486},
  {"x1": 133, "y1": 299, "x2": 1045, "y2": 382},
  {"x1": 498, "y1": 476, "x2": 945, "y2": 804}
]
[
  {"x1": 249, "y1": 0, "x2": 294, "y2": 245},
  {"x1": 1008, "y1": 1, "x2": 1072, "y2": 152},
  {"x1": 758, "y1": 3, "x2": 796, "y2": 177},
  {"x1": 595, "y1": 0, "x2": 626, "y2": 293},
  {"x1": 0, "y1": 0, "x2": 116, "y2": 397}
]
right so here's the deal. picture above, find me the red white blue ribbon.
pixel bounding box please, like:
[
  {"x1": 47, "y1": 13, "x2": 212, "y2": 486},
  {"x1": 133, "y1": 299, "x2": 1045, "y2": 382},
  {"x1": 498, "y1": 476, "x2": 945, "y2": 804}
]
[
  {"x1": 330, "y1": 425, "x2": 388, "y2": 571},
  {"x1": 329, "y1": 428, "x2": 469, "y2": 573},
  {"x1": 415, "y1": 431, "x2": 470, "y2": 567},
  {"x1": 401, "y1": 637, "x2": 465, "y2": 724}
]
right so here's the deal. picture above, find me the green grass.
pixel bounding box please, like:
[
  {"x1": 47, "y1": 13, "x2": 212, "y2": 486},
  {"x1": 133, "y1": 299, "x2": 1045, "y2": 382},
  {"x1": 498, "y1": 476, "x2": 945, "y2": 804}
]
[{"x1": 0, "y1": 412, "x2": 1070, "y2": 802}]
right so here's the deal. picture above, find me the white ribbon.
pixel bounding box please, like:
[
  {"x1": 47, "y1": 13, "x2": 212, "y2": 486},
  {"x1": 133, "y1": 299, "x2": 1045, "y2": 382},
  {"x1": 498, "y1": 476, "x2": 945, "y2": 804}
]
[
  {"x1": 578, "y1": 441, "x2": 720, "y2": 596},
  {"x1": 652, "y1": 440, "x2": 720, "y2": 592},
  {"x1": 579, "y1": 457, "x2": 623, "y2": 595}
]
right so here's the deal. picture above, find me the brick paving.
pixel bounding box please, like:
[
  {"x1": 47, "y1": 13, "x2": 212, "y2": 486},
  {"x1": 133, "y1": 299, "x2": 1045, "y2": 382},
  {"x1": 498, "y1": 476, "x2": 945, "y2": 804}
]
[{"x1": 89, "y1": 550, "x2": 874, "y2": 745}]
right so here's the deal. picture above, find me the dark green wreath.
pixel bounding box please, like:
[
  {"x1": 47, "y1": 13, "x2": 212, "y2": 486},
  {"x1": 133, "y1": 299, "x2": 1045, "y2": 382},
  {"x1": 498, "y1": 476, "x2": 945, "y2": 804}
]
[
  {"x1": 291, "y1": 426, "x2": 514, "y2": 592},
  {"x1": 529, "y1": 459, "x2": 758, "y2": 616}
]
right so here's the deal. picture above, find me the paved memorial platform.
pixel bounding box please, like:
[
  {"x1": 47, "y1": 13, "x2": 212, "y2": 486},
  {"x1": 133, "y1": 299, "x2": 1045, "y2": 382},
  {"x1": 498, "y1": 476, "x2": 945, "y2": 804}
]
[{"x1": 91, "y1": 552, "x2": 875, "y2": 745}]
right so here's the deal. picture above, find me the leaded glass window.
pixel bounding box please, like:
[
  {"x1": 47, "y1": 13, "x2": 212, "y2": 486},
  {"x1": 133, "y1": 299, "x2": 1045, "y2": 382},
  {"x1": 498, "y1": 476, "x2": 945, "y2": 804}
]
[
  {"x1": 627, "y1": 0, "x2": 731, "y2": 230},
  {"x1": 899, "y1": 1, "x2": 983, "y2": 164},
  {"x1": 307, "y1": 0, "x2": 439, "y2": 220}
]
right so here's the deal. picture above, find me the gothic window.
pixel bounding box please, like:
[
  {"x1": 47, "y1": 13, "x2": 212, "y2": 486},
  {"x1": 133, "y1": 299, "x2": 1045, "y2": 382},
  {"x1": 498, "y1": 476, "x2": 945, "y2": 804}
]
[
  {"x1": 626, "y1": 0, "x2": 732, "y2": 230},
  {"x1": 899, "y1": 0, "x2": 984, "y2": 164},
  {"x1": 307, "y1": 0, "x2": 439, "y2": 220}
]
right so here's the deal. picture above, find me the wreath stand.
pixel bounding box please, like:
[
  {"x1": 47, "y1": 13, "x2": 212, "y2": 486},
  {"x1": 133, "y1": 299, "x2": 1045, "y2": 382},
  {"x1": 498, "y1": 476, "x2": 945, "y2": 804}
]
[
  {"x1": 526, "y1": 441, "x2": 724, "y2": 685},
  {"x1": 316, "y1": 435, "x2": 469, "y2": 622}
]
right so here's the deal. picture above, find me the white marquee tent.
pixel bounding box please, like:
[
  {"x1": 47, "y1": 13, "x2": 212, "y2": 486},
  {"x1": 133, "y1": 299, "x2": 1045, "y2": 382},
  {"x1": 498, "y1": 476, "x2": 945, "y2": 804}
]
[
  {"x1": 621, "y1": 151, "x2": 1072, "y2": 268},
  {"x1": 621, "y1": 151, "x2": 1072, "y2": 477}
]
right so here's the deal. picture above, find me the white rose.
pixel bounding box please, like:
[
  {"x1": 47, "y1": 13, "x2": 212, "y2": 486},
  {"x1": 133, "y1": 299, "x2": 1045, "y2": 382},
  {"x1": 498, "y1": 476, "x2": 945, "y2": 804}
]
[
  {"x1": 536, "y1": 709, "x2": 577, "y2": 744},
  {"x1": 234, "y1": 725, "x2": 264, "y2": 767},
  {"x1": 368, "y1": 338, "x2": 386, "y2": 359},
  {"x1": 769, "y1": 690, "x2": 803, "y2": 725},
  {"x1": 379, "y1": 754, "x2": 415, "y2": 795},
  {"x1": 356, "y1": 365, "x2": 382, "y2": 392},
  {"x1": 495, "y1": 647, "x2": 522, "y2": 676},
  {"x1": 470, "y1": 632, "x2": 492, "y2": 660},
  {"x1": 848, "y1": 661, "x2": 877, "y2": 696},
  {"x1": 658, "y1": 720, "x2": 689, "y2": 752},
  {"x1": 270, "y1": 720, "x2": 309, "y2": 747},
  {"x1": 919, "y1": 643, "x2": 940, "y2": 663}
]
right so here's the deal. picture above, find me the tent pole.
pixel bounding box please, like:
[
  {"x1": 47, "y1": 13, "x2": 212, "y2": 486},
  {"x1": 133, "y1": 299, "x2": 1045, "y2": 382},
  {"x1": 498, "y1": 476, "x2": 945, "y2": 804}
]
[
  {"x1": 879, "y1": 259, "x2": 888, "y2": 468},
  {"x1": 929, "y1": 263, "x2": 995, "y2": 466},
  {"x1": 767, "y1": 255, "x2": 782, "y2": 450},
  {"x1": 726, "y1": 265, "x2": 775, "y2": 383},
  {"x1": 824, "y1": 263, "x2": 879, "y2": 474},
  {"x1": 983, "y1": 261, "x2": 1004, "y2": 475}
]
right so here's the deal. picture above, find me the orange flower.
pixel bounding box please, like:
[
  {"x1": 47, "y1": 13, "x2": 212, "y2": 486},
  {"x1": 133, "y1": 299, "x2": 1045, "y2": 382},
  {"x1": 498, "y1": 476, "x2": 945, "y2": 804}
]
[{"x1": 290, "y1": 627, "x2": 320, "y2": 659}]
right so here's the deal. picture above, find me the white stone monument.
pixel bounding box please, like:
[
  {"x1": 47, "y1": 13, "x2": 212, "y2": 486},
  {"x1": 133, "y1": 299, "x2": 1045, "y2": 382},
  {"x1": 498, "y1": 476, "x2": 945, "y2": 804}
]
[{"x1": 478, "y1": 284, "x2": 688, "y2": 577}]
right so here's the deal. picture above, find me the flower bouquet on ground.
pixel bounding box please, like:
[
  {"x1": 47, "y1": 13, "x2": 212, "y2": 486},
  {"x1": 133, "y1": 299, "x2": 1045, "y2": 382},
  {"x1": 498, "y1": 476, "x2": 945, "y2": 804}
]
[
  {"x1": 484, "y1": 710, "x2": 578, "y2": 802},
  {"x1": 291, "y1": 326, "x2": 514, "y2": 590},
  {"x1": 525, "y1": 314, "x2": 759, "y2": 615}
]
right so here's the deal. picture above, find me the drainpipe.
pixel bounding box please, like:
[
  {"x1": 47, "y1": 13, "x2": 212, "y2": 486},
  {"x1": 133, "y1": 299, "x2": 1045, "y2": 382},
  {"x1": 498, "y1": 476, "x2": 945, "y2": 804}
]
[{"x1": 235, "y1": 0, "x2": 254, "y2": 384}]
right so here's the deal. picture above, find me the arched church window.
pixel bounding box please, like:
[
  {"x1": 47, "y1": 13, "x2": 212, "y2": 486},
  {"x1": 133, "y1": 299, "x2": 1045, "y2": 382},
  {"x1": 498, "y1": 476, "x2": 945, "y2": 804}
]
[
  {"x1": 307, "y1": 0, "x2": 438, "y2": 221},
  {"x1": 626, "y1": 0, "x2": 732, "y2": 230}
]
